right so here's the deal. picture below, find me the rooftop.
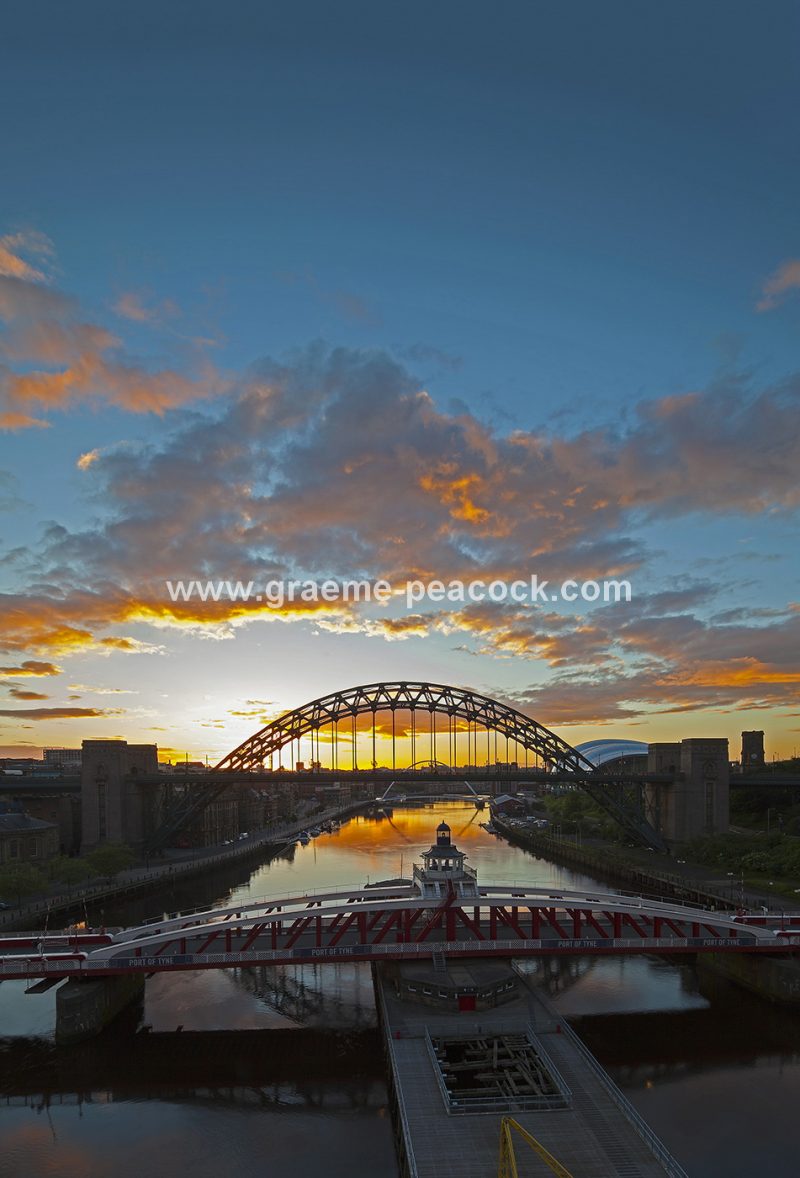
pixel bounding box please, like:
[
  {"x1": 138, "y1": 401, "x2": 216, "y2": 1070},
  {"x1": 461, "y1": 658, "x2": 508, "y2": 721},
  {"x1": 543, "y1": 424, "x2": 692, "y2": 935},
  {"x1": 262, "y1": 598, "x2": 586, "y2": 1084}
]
[{"x1": 0, "y1": 813, "x2": 58, "y2": 833}]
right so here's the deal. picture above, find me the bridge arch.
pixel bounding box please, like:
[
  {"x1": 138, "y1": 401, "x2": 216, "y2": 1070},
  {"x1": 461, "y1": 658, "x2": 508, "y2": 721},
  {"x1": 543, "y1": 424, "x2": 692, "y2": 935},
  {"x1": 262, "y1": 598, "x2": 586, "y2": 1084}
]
[
  {"x1": 210, "y1": 681, "x2": 663, "y2": 850},
  {"x1": 214, "y1": 681, "x2": 594, "y2": 775}
]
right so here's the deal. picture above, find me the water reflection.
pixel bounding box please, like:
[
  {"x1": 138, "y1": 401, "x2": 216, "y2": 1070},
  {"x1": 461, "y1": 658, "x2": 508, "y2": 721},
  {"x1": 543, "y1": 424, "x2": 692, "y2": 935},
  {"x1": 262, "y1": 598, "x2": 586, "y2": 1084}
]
[
  {"x1": 3, "y1": 802, "x2": 800, "y2": 1177},
  {"x1": 0, "y1": 1094, "x2": 395, "y2": 1178}
]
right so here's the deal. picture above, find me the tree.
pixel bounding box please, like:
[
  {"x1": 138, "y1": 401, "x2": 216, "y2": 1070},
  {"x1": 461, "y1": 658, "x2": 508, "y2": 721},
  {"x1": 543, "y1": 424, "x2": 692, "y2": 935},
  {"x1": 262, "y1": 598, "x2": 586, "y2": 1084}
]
[
  {"x1": 0, "y1": 862, "x2": 46, "y2": 908},
  {"x1": 46, "y1": 856, "x2": 93, "y2": 893},
  {"x1": 85, "y1": 843, "x2": 136, "y2": 881}
]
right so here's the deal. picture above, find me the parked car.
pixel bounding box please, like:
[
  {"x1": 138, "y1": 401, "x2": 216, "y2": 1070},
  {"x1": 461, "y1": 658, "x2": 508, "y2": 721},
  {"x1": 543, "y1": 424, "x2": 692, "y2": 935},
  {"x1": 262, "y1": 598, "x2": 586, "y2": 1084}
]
[{"x1": 0, "y1": 900, "x2": 10, "y2": 911}]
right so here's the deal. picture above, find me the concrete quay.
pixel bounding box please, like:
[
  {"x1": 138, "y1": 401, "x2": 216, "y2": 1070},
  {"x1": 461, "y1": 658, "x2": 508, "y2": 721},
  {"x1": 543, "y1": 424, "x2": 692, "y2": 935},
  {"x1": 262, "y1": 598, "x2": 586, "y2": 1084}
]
[{"x1": 375, "y1": 963, "x2": 687, "y2": 1178}]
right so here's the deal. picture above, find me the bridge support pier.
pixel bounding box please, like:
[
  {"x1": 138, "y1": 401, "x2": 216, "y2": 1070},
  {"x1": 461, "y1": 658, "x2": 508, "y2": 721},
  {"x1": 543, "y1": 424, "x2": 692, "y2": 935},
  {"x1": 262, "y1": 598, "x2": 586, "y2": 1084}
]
[{"x1": 56, "y1": 973, "x2": 146, "y2": 1044}]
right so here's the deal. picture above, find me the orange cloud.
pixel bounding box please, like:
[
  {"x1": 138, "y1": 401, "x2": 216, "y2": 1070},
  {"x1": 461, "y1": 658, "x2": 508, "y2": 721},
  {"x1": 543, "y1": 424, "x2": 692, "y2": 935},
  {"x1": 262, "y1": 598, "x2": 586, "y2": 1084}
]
[
  {"x1": 679, "y1": 660, "x2": 800, "y2": 687},
  {"x1": 757, "y1": 258, "x2": 800, "y2": 311},
  {"x1": 0, "y1": 230, "x2": 228, "y2": 427},
  {"x1": 5, "y1": 687, "x2": 49, "y2": 700},
  {"x1": 419, "y1": 470, "x2": 495, "y2": 527},
  {"x1": 0, "y1": 230, "x2": 54, "y2": 282},
  {"x1": 77, "y1": 448, "x2": 101, "y2": 470},
  {"x1": 0, "y1": 592, "x2": 166, "y2": 657},
  {"x1": 0, "y1": 660, "x2": 62, "y2": 676},
  {"x1": 7, "y1": 351, "x2": 224, "y2": 415},
  {"x1": 0, "y1": 412, "x2": 49, "y2": 431},
  {"x1": 0, "y1": 706, "x2": 122, "y2": 720}
]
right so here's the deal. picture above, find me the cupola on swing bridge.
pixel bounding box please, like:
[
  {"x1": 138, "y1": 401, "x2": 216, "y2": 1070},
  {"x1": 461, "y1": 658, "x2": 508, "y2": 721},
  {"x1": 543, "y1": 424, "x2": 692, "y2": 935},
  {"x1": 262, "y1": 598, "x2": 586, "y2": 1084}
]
[{"x1": 412, "y1": 821, "x2": 478, "y2": 898}]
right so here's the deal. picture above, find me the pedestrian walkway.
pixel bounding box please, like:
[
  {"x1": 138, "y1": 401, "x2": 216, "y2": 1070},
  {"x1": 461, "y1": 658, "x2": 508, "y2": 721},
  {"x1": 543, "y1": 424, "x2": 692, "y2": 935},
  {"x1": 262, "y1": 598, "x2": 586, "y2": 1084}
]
[{"x1": 376, "y1": 965, "x2": 687, "y2": 1177}]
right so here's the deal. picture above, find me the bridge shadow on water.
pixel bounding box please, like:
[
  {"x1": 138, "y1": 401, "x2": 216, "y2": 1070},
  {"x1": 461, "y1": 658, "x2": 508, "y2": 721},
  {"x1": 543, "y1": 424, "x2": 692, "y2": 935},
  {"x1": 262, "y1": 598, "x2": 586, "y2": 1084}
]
[{"x1": 0, "y1": 1011, "x2": 385, "y2": 1103}]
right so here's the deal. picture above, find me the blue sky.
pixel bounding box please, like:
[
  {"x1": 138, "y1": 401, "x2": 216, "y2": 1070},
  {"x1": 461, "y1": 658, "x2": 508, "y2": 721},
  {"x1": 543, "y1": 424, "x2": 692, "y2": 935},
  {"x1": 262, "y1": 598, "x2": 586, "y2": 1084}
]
[{"x1": 1, "y1": 1, "x2": 799, "y2": 761}]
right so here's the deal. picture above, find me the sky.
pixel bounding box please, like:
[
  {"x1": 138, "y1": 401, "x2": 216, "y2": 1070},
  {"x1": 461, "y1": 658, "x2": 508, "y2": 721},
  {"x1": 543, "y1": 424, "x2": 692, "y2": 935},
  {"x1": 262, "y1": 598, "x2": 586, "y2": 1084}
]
[{"x1": 1, "y1": 0, "x2": 799, "y2": 763}]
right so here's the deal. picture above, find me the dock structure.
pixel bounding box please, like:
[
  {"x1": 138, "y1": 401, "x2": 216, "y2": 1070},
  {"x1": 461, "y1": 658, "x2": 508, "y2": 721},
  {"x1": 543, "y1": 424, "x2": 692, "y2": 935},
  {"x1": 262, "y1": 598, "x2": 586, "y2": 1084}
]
[{"x1": 376, "y1": 963, "x2": 687, "y2": 1178}]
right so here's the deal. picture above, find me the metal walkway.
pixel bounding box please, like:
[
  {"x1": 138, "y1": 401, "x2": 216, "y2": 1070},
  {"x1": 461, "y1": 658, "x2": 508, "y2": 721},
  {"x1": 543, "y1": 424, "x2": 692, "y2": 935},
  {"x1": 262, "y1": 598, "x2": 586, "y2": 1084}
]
[{"x1": 376, "y1": 968, "x2": 687, "y2": 1178}]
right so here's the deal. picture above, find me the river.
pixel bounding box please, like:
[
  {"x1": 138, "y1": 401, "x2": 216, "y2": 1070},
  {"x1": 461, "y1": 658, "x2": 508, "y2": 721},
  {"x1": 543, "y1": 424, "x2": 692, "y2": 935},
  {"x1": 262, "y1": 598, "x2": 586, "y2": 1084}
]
[{"x1": 2, "y1": 802, "x2": 800, "y2": 1177}]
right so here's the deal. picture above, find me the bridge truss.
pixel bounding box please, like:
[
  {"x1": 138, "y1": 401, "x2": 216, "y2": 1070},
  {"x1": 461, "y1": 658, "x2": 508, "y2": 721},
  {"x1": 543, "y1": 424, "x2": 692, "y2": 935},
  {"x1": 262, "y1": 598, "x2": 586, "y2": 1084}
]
[
  {"x1": 147, "y1": 681, "x2": 666, "y2": 852},
  {"x1": 1, "y1": 885, "x2": 794, "y2": 983}
]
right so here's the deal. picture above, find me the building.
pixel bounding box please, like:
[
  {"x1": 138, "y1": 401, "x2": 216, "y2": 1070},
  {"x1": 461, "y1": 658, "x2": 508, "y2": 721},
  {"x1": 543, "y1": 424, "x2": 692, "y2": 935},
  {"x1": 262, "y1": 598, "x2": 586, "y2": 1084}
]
[
  {"x1": 0, "y1": 808, "x2": 59, "y2": 866},
  {"x1": 491, "y1": 793, "x2": 526, "y2": 816},
  {"x1": 0, "y1": 758, "x2": 46, "y2": 776},
  {"x1": 393, "y1": 823, "x2": 519, "y2": 1011},
  {"x1": 81, "y1": 739, "x2": 160, "y2": 848},
  {"x1": 646, "y1": 738, "x2": 729, "y2": 842},
  {"x1": 741, "y1": 731, "x2": 765, "y2": 770},
  {"x1": 412, "y1": 821, "x2": 478, "y2": 898},
  {"x1": 43, "y1": 747, "x2": 83, "y2": 771},
  {"x1": 575, "y1": 739, "x2": 649, "y2": 773}
]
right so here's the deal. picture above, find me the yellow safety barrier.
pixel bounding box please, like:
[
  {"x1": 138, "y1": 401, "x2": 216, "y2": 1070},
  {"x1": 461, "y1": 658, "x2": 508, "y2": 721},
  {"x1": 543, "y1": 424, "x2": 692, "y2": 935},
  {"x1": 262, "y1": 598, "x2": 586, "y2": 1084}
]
[{"x1": 498, "y1": 1116, "x2": 576, "y2": 1178}]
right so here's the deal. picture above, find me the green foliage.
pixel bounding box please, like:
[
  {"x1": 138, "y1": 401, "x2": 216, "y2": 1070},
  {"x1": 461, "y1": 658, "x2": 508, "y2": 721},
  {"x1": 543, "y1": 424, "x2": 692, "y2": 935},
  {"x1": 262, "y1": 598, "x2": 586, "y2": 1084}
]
[
  {"x1": 0, "y1": 862, "x2": 46, "y2": 905},
  {"x1": 682, "y1": 831, "x2": 800, "y2": 883},
  {"x1": 544, "y1": 790, "x2": 617, "y2": 840},
  {"x1": 46, "y1": 856, "x2": 93, "y2": 888},
  {"x1": 85, "y1": 843, "x2": 136, "y2": 880}
]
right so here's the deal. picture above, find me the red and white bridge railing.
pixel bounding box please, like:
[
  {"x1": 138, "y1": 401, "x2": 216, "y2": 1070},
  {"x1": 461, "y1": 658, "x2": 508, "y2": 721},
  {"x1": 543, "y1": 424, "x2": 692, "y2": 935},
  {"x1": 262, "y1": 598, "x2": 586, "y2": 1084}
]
[{"x1": 1, "y1": 884, "x2": 797, "y2": 981}]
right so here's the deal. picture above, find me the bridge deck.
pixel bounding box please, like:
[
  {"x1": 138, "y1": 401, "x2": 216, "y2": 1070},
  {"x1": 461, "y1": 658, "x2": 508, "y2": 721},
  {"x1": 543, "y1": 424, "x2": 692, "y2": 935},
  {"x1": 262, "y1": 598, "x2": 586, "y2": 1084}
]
[{"x1": 377, "y1": 969, "x2": 682, "y2": 1177}]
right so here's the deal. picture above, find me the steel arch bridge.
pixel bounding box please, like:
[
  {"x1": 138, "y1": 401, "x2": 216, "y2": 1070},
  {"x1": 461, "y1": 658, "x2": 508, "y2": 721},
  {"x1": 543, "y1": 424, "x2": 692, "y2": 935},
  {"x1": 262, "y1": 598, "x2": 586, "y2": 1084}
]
[
  {"x1": 215, "y1": 682, "x2": 597, "y2": 775},
  {"x1": 149, "y1": 681, "x2": 666, "y2": 851}
]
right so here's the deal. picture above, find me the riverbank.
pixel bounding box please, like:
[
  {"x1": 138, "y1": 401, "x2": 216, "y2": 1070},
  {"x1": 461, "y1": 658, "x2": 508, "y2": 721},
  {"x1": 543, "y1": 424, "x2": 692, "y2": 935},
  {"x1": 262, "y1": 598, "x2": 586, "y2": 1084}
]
[
  {"x1": 490, "y1": 813, "x2": 800, "y2": 915},
  {"x1": 0, "y1": 802, "x2": 368, "y2": 933}
]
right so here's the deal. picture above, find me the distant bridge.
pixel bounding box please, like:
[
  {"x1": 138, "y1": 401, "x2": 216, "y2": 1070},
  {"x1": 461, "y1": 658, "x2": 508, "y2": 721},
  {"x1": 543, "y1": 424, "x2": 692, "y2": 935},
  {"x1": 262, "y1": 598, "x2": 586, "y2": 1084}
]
[
  {"x1": 147, "y1": 681, "x2": 666, "y2": 853},
  {"x1": 376, "y1": 776, "x2": 488, "y2": 804},
  {"x1": 2, "y1": 884, "x2": 797, "y2": 982}
]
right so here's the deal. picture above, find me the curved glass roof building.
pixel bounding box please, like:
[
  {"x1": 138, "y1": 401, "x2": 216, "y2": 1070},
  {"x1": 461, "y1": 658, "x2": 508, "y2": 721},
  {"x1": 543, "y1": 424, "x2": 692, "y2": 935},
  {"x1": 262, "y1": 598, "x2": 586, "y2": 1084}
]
[{"x1": 575, "y1": 739, "x2": 649, "y2": 767}]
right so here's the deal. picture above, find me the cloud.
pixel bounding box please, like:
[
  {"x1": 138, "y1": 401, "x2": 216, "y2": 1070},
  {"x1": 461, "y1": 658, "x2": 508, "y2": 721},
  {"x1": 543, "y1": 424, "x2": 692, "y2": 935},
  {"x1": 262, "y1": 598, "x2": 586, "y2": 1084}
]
[
  {"x1": 0, "y1": 706, "x2": 122, "y2": 720},
  {"x1": 5, "y1": 686, "x2": 49, "y2": 700},
  {"x1": 0, "y1": 231, "x2": 229, "y2": 427},
  {"x1": 77, "y1": 448, "x2": 101, "y2": 470},
  {"x1": 0, "y1": 412, "x2": 50, "y2": 431},
  {"x1": 315, "y1": 613, "x2": 432, "y2": 641},
  {"x1": 495, "y1": 600, "x2": 800, "y2": 726},
  {"x1": 0, "y1": 231, "x2": 55, "y2": 283},
  {"x1": 0, "y1": 660, "x2": 62, "y2": 676},
  {"x1": 757, "y1": 259, "x2": 800, "y2": 311},
  {"x1": 4, "y1": 351, "x2": 225, "y2": 417},
  {"x1": 113, "y1": 291, "x2": 180, "y2": 324},
  {"x1": 0, "y1": 590, "x2": 166, "y2": 656},
  {"x1": 0, "y1": 343, "x2": 794, "y2": 668}
]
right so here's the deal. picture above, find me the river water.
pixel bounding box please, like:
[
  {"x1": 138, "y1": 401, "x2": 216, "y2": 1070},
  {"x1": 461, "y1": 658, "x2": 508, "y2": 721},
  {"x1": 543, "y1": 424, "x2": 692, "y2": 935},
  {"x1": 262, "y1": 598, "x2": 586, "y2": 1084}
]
[{"x1": 2, "y1": 802, "x2": 800, "y2": 1177}]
